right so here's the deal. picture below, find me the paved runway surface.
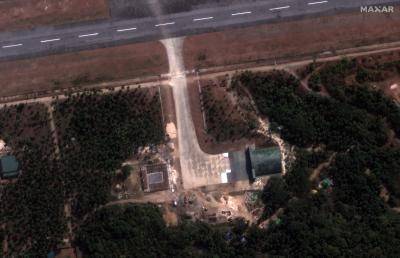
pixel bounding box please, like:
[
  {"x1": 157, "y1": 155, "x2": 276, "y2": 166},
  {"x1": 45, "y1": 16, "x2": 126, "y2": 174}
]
[{"x1": 0, "y1": 0, "x2": 398, "y2": 60}]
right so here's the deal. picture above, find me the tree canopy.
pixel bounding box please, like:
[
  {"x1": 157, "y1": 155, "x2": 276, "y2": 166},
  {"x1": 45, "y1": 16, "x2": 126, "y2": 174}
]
[
  {"x1": 0, "y1": 89, "x2": 165, "y2": 256},
  {"x1": 241, "y1": 68, "x2": 400, "y2": 257},
  {"x1": 54, "y1": 89, "x2": 164, "y2": 217},
  {"x1": 76, "y1": 204, "x2": 255, "y2": 258}
]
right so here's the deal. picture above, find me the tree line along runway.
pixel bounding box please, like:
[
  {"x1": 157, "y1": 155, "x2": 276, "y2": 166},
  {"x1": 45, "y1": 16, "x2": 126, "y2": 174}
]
[{"x1": 0, "y1": 0, "x2": 398, "y2": 60}]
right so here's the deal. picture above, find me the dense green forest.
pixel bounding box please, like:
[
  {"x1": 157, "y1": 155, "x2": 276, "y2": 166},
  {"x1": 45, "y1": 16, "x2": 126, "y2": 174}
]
[
  {"x1": 0, "y1": 229, "x2": 3, "y2": 254},
  {"x1": 77, "y1": 204, "x2": 255, "y2": 258},
  {"x1": 0, "y1": 89, "x2": 164, "y2": 256},
  {"x1": 233, "y1": 69, "x2": 388, "y2": 150},
  {"x1": 259, "y1": 149, "x2": 400, "y2": 257},
  {"x1": 309, "y1": 58, "x2": 400, "y2": 135},
  {"x1": 54, "y1": 89, "x2": 164, "y2": 217},
  {"x1": 0, "y1": 104, "x2": 66, "y2": 256},
  {"x1": 239, "y1": 69, "x2": 400, "y2": 256}
]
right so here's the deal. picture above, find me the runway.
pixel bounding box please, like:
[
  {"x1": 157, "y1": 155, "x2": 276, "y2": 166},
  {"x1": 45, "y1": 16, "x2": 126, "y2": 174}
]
[{"x1": 0, "y1": 0, "x2": 398, "y2": 61}]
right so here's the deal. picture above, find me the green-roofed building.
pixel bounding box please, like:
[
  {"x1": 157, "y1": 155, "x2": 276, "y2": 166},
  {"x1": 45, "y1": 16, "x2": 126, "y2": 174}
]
[
  {"x1": 248, "y1": 147, "x2": 282, "y2": 179},
  {"x1": 0, "y1": 155, "x2": 20, "y2": 179}
]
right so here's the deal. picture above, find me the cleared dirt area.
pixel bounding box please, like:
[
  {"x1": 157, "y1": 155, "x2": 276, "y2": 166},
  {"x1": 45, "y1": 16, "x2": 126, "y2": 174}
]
[
  {"x1": 184, "y1": 11, "x2": 400, "y2": 70},
  {"x1": 0, "y1": 0, "x2": 109, "y2": 31},
  {"x1": 0, "y1": 41, "x2": 168, "y2": 97}
]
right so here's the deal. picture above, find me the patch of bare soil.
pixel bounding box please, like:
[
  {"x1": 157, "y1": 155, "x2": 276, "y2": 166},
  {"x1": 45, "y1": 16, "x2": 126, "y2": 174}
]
[
  {"x1": 187, "y1": 74, "x2": 263, "y2": 154},
  {"x1": 0, "y1": 0, "x2": 109, "y2": 31},
  {"x1": 124, "y1": 164, "x2": 143, "y2": 196},
  {"x1": 380, "y1": 76, "x2": 400, "y2": 103},
  {"x1": 176, "y1": 190, "x2": 258, "y2": 224},
  {"x1": 0, "y1": 41, "x2": 168, "y2": 97},
  {"x1": 56, "y1": 247, "x2": 76, "y2": 258},
  {"x1": 351, "y1": 52, "x2": 400, "y2": 104},
  {"x1": 184, "y1": 11, "x2": 400, "y2": 70},
  {"x1": 163, "y1": 205, "x2": 178, "y2": 226},
  {"x1": 309, "y1": 153, "x2": 336, "y2": 182}
]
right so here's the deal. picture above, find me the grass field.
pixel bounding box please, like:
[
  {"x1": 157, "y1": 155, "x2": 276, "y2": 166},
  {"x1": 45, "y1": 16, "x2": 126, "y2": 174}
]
[
  {"x1": 184, "y1": 11, "x2": 400, "y2": 70},
  {"x1": 0, "y1": 0, "x2": 109, "y2": 31},
  {"x1": 0, "y1": 41, "x2": 168, "y2": 97}
]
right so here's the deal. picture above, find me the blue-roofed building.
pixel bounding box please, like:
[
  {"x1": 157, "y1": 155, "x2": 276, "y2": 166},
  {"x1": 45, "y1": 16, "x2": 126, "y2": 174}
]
[
  {"x1": 47, "y1": 251, "x2": 56, "y2": 258},
  {"x1": 0, "y1": 155, "x2": 20, "y2": 179}
]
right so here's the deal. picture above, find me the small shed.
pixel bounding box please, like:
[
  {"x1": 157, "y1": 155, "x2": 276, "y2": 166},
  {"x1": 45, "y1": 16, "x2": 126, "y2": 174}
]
[{"x1": 0, "y1": 155, "x2": 20, "y2": 179}]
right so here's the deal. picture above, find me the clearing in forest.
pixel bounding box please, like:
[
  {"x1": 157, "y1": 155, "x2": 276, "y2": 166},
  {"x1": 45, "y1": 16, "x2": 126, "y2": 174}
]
[{"x1": 0, "y1": 103, "x2": 65, "y2": 256}]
